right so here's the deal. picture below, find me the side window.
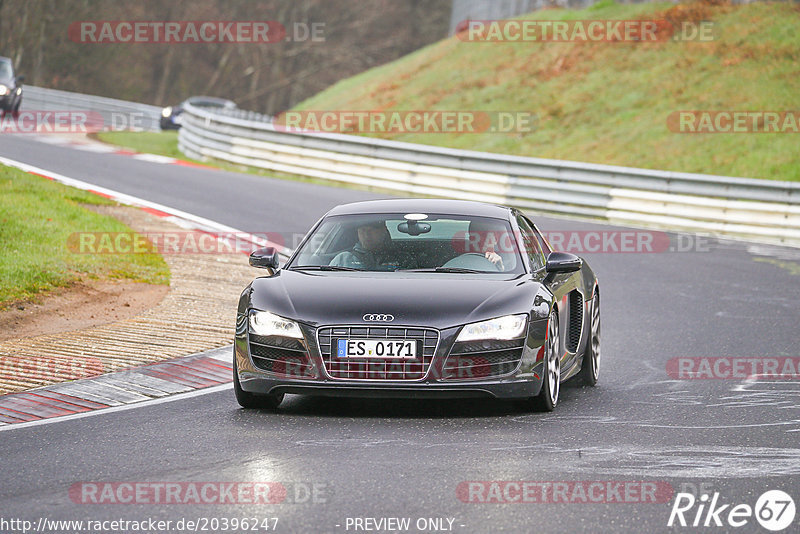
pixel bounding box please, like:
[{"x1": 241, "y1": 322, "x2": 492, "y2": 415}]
[
  {"x1": 530, "y1": 221, "x2": 552, "y2": 255},
  {"x1": 516, "y1": 215, "x2": 545, "y2": 271}
]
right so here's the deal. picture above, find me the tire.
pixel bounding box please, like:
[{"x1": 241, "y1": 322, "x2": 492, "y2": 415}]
[
  {"x1": 520, "y1": 309, "x2": 560, "y2": 412},
  {"x1": 12, "y1": 101, "x2": 20, "y2": 119},
  {"x1": 233, "y1": 354, "x2": 284, "y2": 410},
  {"x1": 578, "y1": 290, "x2": 600, "y2": 387}
]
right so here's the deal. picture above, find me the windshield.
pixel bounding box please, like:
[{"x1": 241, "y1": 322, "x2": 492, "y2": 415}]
[
  {"x1": 0, "y1": 61, "x2": 13, "y2": 82},
  {"x1": 288, "y1": 213, "x2": 525, "y2": 274}
]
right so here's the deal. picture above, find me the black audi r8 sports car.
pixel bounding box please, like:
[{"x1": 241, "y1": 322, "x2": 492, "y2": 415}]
[
  {"x1": 0, "y1": 57, "x2": 23, "y2": 118},
  {"x1": 235, "y1": 199, "x2": 600, "y2": 412},
  {"x1": 160, "y1": 96, "x2": 236, "y2": 130}
]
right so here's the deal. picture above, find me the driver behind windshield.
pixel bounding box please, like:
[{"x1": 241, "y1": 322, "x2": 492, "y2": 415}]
[{"x1": 329, "y1": 220, "x2": 413, "y2": 270}]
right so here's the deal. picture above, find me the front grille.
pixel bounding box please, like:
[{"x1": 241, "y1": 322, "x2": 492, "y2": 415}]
[
  {"x1": 249, "y1": 334, "x2": 314, "y2": 379},
  {"x1": 443, "y1": 338, "x2": 525, "y2": 380},
  {"x1": 567, "y1": 291, "x2": 584, "y2": 353},
  {"x1": 317, "y1": 326, "x2": 439, "y2": 380}
]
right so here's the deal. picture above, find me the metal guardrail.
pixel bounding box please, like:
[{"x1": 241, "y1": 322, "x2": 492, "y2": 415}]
[
  {"x1": 203, "y1": 106, "x2": 273, "y2": 124},
  {"x1": 23, "y1": 86, "x2": 162, "y2": 131},
  {"x1": 178, "y1": 102, "x2": 800, "y2": 247}
]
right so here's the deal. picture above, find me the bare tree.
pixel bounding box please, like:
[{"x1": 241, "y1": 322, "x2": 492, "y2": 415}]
[{"x1": 0, "y1": 0, "x2": 452, "y2": 111}]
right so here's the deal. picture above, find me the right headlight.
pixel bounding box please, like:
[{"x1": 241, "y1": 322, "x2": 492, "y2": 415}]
[
  {"x1": 161, "y1": 106, "x2": 172, "y2": 118},
  {"x1": 456, "y1": 314, "x2": 528, "y2": 342},
  {"x1": 249, "y1": 310, "x2": 303, "y2": 339},
  {"x1": 0, "y1": 85, "x2": 8, "y2": 96}
]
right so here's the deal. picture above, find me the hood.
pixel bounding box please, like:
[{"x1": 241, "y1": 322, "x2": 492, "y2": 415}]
[{"x1": 246, "y1": 269, "x2": 539, "y2": 330}]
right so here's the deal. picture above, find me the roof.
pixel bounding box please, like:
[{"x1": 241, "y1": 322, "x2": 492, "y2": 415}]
[
  {"x1": 185, "y1": 96, "x2": 235, "y2": 107},
  {"x1": 325, "y1": 198, "x2": 513, "y2": 218}
]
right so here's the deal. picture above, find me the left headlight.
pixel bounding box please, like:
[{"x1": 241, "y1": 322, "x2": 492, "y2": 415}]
[
  {"x1": 249, "y1": 310, "x2": 303, "y2": 339},
  {"x1": 456, "y1": 314, "x2": 528, "y2": 342},
  {"x1": 161, "y1": 106, "x2": 172, "y2": 118},
  {"x1": 0, "y1": 85, "x2": 8, "y2": 96}
]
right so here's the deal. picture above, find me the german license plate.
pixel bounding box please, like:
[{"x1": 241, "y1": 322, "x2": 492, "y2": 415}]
[{"x1": 336, "y1": 339, "x2": 417, "y2": 359}]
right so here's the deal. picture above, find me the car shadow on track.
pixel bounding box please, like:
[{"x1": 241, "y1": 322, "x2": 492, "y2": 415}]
[
  {"x1": 281, "y1": 395, "x2": 520, "y2": 418},
  {"x1": 236, "y1": 384, "x2": 586, "y2": 419}
]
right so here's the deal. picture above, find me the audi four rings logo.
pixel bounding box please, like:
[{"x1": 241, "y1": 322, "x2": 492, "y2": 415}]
[{"x1": 363, "y1": 314, "x2": 394, "y2": 322}]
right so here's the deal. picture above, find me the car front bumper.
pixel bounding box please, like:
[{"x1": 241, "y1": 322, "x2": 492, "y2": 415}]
[
  {"x1": 234, "y1": 318, "x2": 548, "y2": 400},
  {"x1": 238, "y1": 374, "x2": 542, "y2": 400},
  {"x1": 0, "y1": 94, "x2": 14, "y2": 110}
]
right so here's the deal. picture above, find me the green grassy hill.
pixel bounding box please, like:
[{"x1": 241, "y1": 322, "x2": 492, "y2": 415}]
[{"x1": 293, "y1": 1, "x2": 800, "y2": 180}]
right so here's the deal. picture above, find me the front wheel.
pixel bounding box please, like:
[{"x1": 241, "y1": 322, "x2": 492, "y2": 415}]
[
  {"x1": 578, "y1": 290, "x2": 600, "y2": 386},
  {"x1": 233, "y1": 354, "x2": 284, "y2": 410},
  {"x1": 520, "y1": 310, "x2": 560, "y2": 412}
]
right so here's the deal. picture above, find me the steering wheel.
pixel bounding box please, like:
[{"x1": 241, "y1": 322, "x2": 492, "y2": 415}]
[{"x1": 442, "y1": 253, "x2": 500, "y2": 271}]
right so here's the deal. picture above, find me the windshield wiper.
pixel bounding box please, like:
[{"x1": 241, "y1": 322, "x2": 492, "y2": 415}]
[
  {"x1": 400, "y1": 267, "x2": 486, "y2": 274},
  {"x1": 291, "y1": 265, "x2": 365, "y2": 271}
]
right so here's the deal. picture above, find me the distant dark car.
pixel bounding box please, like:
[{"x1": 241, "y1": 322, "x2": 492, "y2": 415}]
[
  {"x1": 160, "y1": 96, "x2": 236, "y2": 130},
  {"x1": 0, "y1": 57, "x2": 23, "y2": 117},
  {"x1": 235, "y1": 199, "x2": 601, "y2": 412}
]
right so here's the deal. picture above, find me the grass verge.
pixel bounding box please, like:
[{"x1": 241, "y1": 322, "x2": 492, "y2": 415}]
[
  {"x1": 92, "y1": 130, "x2": 182, "y2": 159},
  {"x1": 0, "y1": 164, "x2": 170, "y2": 309}
]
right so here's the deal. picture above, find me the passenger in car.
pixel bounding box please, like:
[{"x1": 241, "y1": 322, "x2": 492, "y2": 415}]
[{"x1": 467, "y1": 220, "x2": 516, "y2": 272}]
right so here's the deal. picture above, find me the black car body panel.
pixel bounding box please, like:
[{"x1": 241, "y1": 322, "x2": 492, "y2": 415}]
[
  {"x1": 160, "y1": 96, "x2": 236, "y2": 130},
  {"x1": 244, "y1": 271, "x2": 546, "y2": 330},
  {"x1": 0, "y1": 56, "x2": 23, "y2": 115},
  {"x1": 235, "y1": 199, "x2": 599, "y2": 404}
]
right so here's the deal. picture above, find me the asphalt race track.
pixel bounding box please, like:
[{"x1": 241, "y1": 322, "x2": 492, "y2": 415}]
[{"x1": 1, "y1": 134, "x2": 799, "y2": 533}]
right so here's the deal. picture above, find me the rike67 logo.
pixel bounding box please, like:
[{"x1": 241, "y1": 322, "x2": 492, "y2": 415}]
[{"x1": 668, "y1": 489, "x2": 796, "y2": 531}]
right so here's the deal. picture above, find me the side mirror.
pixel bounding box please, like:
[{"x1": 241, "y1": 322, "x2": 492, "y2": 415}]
[
  {"x1": 545, "y1": 251, "x2": 582, "y2": 273},
  {"x1": 15, "y1": 75, "x2": 24, "y2": 83},
  {"x1": 249, "y1": 247, "x2": 279, "y2": 271}
]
